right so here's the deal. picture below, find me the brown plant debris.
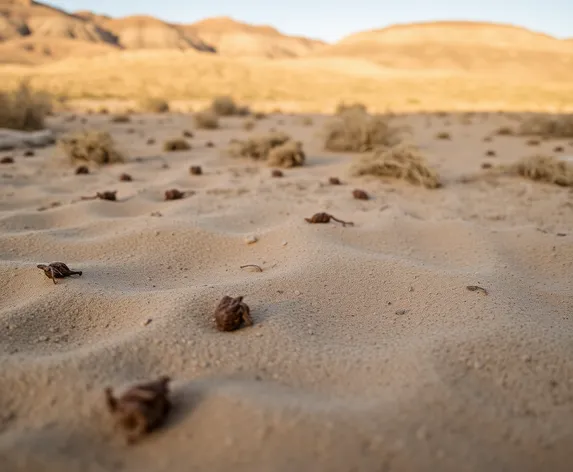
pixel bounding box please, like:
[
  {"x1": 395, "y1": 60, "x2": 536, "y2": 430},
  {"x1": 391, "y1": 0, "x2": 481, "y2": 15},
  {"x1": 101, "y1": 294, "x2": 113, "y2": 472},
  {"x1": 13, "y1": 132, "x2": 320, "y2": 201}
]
[
  {"x1": 526, "y1": 139, "x2": 540, "y2": 146},
  {"x1": 23, "y1": 150, "x2": 35, "y2": 157},
  {"x1": 353, "y1": 189, "x2": 369, "y2": 200},
  {"x1": 163, "y1": 139, "x2": 190, "y2": 152},
  {"x1": 486, "y1": 150, "x2": 496, "y2": 157},
  {"x1": 481, "y1": 162, "x2": 493, "y2": 169},
  {"x1": 271, "y1": 169, "x2": 284, "y2": 178},
  {"x1": 183, "y1": 130, "x2": 193, "y2": 138},
  {"x1": 164, "y1": 189, "x2": 193, "y2": 201},
  {"x1": 227, "y1": 131, "x2": 291, "y2": 161},
  {"x1": 324, "y1": 110, "x2": 402, "y2": 152},
  {"x1": 206, "y1": 141, "x2": 215, "y2": 148},
  {"x1": 189, "y1": 166, "x2": 202, "y2": 175},
  {"x1": 139, "y1": 97, "x2": 170, "y2": 113},
  {"x1": 59, "y1": 131, "x2": 125, "y2": 166},
  {"x1": 351, "y1": 143, "x2": 441, "y2": 189},
  {"x1": 496, "y1": 155, "x2": 573, "y2": 187},
  {"x1": 194, "y1": 110, "x2": 219, "y2": 130},
  {"x1": 146, "y1": 138, "x2": 156, "y2": 145},
  {"x1": 37, "y1": 262, "x2": 82, "y2": 285},
  {"x1": 81, "y1": 191, "x2": 118, "y2": 201},
  {"x1": 240, "y1": 264, "x2": 263, "y2": 272},
  {"x1": 1, "y1": 156, "x2": 14, "y2": 164},
  {"x1": 214, "y1": 296, "x2": 253, "y2": 332},
  {"x1": 467, "y1": 285, "x2": 488, "y2": 295},
  {"x1": 329, "y1": 177, "x2": 342, "y2": 185},
  {"x1": 495, "y1": 126, "x2": 514, "y2": 136},
  {"x1": 0, "y1": 81, "x2": 52, "y2": 131},
  {"x1": 518, "y1": 114, "x2": 573, "y2": 138},
  {"x1": 211, "y1": 96, "x2": 250, "y2": 117},
  {"x1": 111, "y1": 114, "x2": 130, "y2": 123},
  {"x1": 435, "y1": 131, "x2": 451, "y2": 140},
  {"x1": 267, "y1": 140, "x2": 305, "y2": 168},
  {"x1": 119, "y1": 173, "x2": 132, "y2": 182},
  {"x1": 105, "y1": 376, "x2": 172, "y2": 444},
  {"x1": 305, "y1": 212, "x2": 354, "y2": 227},
  {"x1": 75, "y1": 165, "x2": 89, "y2": 175},
  {"x1": 554, "y1": 146, "x2": 564, "y2": 153}
]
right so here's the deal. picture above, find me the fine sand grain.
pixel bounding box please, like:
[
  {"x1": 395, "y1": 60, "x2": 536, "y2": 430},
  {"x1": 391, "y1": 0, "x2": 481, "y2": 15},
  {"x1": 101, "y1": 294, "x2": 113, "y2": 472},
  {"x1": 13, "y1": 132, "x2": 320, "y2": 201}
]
[{"x1": 1, "y1": 110, "x2": 573, "y2": 472}]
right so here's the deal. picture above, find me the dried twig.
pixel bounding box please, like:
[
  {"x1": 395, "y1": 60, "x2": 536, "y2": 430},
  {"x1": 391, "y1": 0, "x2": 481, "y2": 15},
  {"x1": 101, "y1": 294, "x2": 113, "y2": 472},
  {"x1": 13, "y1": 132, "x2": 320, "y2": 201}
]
[
  {"x1": 305, "y1": 212, "x2": 354, "y2": 227},
  {"x1": 240, "y1": 264, "x2": 263, "y2": 272}
]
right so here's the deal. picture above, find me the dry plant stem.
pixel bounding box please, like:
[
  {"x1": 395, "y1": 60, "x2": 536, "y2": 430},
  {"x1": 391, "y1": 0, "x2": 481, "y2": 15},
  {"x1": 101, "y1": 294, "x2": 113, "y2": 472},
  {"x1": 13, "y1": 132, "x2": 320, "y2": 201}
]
[
  {"x1": 467, "y1": 285, "x2": 488, "y2": 295},
  {"x1": 305, "y1": 212, "x2": 354, "y2": 227},
  {"x1": 240, "y1": 264, "x2": 263, "y2": 272},
  {"x1": 37, "y1": 262, "x2": 82, "y2": 284},
  {"x1": 105, "y1": 376, "x2": 171, "y2": 444}
]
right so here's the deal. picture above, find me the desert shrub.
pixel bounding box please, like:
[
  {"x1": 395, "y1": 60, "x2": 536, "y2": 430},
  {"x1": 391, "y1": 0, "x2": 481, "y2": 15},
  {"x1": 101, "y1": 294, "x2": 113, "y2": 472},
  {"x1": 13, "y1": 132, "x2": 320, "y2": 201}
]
[
  {"x1": 0, "y1": 82, "x2": 52, "y2": 131},
  {"x1": 518, "y1": 114, "x2": 573, "y2": 138},
  {"x1": 58, "y1": 130, "x2": 125, "y2": 165},
  {"x1": 211, "y1": 96, "x2": 250, "y2": 116},
  {"x1": 139, "y1": 97, "x2": 170, "y2": 113},
  {"x1": 267, "y1": 140, "x2": 305, "y2": 168},
  {"x1": 163, "y1": 138, "x2": 191, "y2": 152},
  {"x1": 111, "y1": 114, "x2": 130, "y2": 123},
  {"x1": 495, "y1": 126, "x2": 514, "y2": 136},
  {"x1": 336, "y1": 102, "x2": 367, "y2": 115},
  {"x1": 324, "y1": 110, "x2": 402, "y2": 152},
  {"x1": 435, "y1": 131, "x2": 451, "y2": 140},
  {"x1": 227, "y1": 131, "x2": 292, "y2": 161},
  {"x1": 194, "y1": 110, "x2": 219, "y2": 129},
  {"x1": 243, "y1": 119, "x2": 255, "y2": 131},
  {"x1": 351, "y1": 143, "x2": 441, "y2": 189},
  {"x1": 499, "y1": 155, "x2": 573, "y2": 186}
]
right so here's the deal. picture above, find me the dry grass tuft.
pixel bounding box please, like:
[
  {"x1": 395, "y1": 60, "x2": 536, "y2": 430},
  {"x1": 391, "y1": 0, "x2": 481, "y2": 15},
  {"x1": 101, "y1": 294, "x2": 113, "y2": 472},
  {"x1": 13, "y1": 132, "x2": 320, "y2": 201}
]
[
  {"x1": 336, "y1": 102, "x2": 367, "y2": 115},
  {"x1": 211, "y1": 96, "x2": 250, "y2": 116},
  {"x1": 227, "y1": 131, "x2": 293, "y2": 162},
  {"x1": 58, "y1": 130, "x2": 125, "y2": 165},
  {"x1": 194, "y1": 110, "x2": 219, "y2": 129},
  {"x1": 111, "y1": 114, "x2": 130, "y2": 123},
  {"x1": 163, "y1": 138, "x2": 191, "y2": 152},
  {"x1": 267, "y1": 140, "x2": 305, "y2": 168},
  {"x1": 243, "y1": 119, "x2": 256, "y2": 131},
  {"x1": 351, "y1": 143, "x2": 441, "y2": 189},
  {"x1": 0, "y1": 82, "x2": 52, "y2": 131},
  {"x1": 324, "y1": 110, "x2": 403, "y2": 152},
  {"x1": 495, "y1": 126, "x2": 514, "y2": 136},
  {"x1": 518, "y1": 114, "x2": 573, "y2": 138},
  {"x1": 435, "y1": 131, "x2": 451, "y2": 140},
  {"x1": 497, "y1": 155, "x2": 573, "y2": 186},
  {"x1": 139, "y1": 97, "x2": 170, "y2": 113}
]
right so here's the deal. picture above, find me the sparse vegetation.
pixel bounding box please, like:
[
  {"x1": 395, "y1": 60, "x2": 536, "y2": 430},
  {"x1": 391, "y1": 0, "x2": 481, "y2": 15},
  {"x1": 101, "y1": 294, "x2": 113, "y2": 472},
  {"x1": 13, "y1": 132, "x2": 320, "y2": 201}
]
[
  {"x1": 58, "y1": 130, "x2": 125, "y2": 165},
  {"x1": 499, "y1": 154, "x2": 573, "y2": 186},
  {"x1": 336, "y1": 102, "x2": 367, "y2": 115},
  {"x1": 0, "y1": 82, "x2": 52, "y2": 131},
  {"x1": 435, "y1": 131, "x2": 451, "y2": 140},
  {"x1": 518, "y1": 114, "x2": 573, "y2": 138},
  {"x1": 139, "y1": 97, "x2": 170, "y2": 113},
  {"x1": 267, "y1": 140, "x2": 305, "y2": 168},
  {"x1": 227, "y1": 131, "x2": 295, "y2": 163},
  {"x1": 324, "y1": 110, "x2": 403, "y2": 152},
  {"x1": 243, "y1": 119, "x2": 255, "y2": 131},
  {"x1": 163, "y1": 138, "x2": 191, "y2": 152},
  {"x1": 211, "y1": 96, "x2": 250, "y2": 116},
  {"x1": 495, "y1": 126, "x2": 514, "y2": 136},
  {"x1": 526, "y1": 139, "x2": 540, "y2": 146},
  {"x1": 351, "y1": 143, "x2": 441, "y2": 189},
  {"x1": 111, "y1": 114, "x2": 130, "y2": 123},
  {"x1": 194, "y1": 110, "x2": 219, "y2": 129}
]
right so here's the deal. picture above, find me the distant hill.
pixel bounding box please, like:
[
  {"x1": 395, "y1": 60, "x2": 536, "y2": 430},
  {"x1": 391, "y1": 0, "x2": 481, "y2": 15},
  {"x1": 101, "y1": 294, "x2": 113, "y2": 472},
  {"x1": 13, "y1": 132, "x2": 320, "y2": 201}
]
[{"x1": 313, "y1": 21, "x2": 573, "y2": 79}]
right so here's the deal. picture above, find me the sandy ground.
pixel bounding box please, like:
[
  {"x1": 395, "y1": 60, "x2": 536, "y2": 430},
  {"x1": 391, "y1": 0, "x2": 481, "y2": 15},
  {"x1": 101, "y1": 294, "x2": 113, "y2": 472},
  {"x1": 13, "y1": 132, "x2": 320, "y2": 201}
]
[{"x1": 1, "y1": 111, "x2": 573, "y2": 472}]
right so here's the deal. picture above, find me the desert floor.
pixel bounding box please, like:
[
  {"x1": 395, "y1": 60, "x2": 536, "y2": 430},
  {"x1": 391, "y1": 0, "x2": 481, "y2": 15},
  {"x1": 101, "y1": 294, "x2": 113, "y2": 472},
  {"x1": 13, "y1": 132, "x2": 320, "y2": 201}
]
[{"x1": 1, "y1": 110, "x2": 573, "y2": 472}]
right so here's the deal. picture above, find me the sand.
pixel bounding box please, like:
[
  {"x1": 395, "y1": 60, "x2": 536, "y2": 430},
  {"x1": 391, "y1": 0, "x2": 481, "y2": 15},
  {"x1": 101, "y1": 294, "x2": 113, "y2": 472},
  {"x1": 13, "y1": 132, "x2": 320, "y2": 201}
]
[{"x1": 1, "y1": 110, "x2": 573, "y2": 472}]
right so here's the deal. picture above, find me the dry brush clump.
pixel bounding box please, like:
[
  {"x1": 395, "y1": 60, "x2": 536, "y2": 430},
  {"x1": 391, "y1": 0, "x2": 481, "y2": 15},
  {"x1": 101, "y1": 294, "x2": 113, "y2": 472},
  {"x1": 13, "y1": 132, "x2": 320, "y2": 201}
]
[
  {"x1": 194, "y1": 110, "x2": 219, "y2": 129},
  {"x1": 210, "y1": 96, "x2": 250, "y2": 117},
  {"x1": 324, "y1": 110, "x2": 403, "y2": 152},
  {"x1": 496, "y1": 155, "x2": 573, "y2": 187},
  {"x1": 139, "y1": 97, "x2": 170, "y2": 113},
  {"x1": 58, "y1": 130, "x2": 125, "y2": 166},
  {"x1": 163, "y1": 138, "x2": 190, "y2": 152},
  {"x1": 0, "y1": 82, "x2": 52, "y2": 131},
  {"x1": 227, "y1": 131, "x2": 305, "y2": 167},
  {"x1": 518, "y1": 114, "x2": 573, "y2": 138},
  {"x1": 351, "y1": 143, "x2": 441, "y2": 189}
]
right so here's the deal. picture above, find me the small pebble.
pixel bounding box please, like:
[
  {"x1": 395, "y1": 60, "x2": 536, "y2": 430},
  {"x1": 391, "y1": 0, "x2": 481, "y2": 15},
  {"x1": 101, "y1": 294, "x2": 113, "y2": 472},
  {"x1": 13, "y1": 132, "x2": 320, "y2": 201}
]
[
  {"x1": 295, "y1": 290, "x2": 301, "y2": 296},
  {"x1": 245, "y1": 235, "x2": 258, "y2": 244}
]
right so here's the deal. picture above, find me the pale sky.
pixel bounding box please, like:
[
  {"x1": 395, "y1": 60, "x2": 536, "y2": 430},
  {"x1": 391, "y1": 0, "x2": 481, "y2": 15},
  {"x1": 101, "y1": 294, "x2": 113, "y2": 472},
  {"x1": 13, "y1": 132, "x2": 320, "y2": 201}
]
[{"x1": 51, "y1": 0, "x2": 572, "y2": 42}]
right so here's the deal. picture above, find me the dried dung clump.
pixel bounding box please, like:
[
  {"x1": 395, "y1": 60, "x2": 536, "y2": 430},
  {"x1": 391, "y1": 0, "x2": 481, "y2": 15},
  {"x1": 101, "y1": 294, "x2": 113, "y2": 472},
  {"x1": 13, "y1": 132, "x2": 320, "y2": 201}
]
[
  {"x1": 227, "y1": 132, "x2": 292, "y2": 161},
  {"x1": 58, "y1": 130, "x2": 125, "y2": 166},
  {"x1": 267, "y1": 140, "x2": 305, "y2": 168},
  {"x1": 324, "y1": 110, "x2": 402, "y2": 152},
  {"x1": 139, "y1": 97, "x2": 170, "y2": 113},
  {"x1": 163, "y1": 139, "x2": 190, "y2": 152},
  {"x1": 497, "y1": 155, "x2": 573, "y2": 187},
  {"x1": 0, "y1": 81, "x2": 52, "y2": 131},
  {"x1": 351, "y1": 143, "x2": 441, "y2": 189},
  {"x1": 211, "y1": 96, "x2": 250, "y2": 117},
  {"x1": 194, "y1": 110, "x2": 219, "y2": 130},
  {"x1": 518, "y1": 114, "x2": 573, "y2": 138}
]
